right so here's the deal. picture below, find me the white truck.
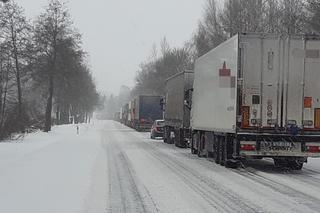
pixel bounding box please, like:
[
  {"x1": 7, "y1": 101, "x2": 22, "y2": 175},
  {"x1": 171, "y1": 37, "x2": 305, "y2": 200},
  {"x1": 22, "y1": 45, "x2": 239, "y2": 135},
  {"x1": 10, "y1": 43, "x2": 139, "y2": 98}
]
[
  {"x1": 163, "y1": 71, "x2": 194, "y2": 147},
  {"x1": 191, "y1": 33, "x2": 320, "y2": 169}
]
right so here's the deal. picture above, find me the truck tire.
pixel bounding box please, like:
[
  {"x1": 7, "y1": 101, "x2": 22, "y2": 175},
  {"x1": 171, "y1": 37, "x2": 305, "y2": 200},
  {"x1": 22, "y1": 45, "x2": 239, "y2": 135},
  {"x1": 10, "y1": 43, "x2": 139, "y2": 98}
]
[
  {"x1": 213, "y1": 135, "x2": 220, "y2": 164},
  {"x1": 169, "y1": 129, "x2": 175, "y2": 144},
  {"x1": 219, "y1": 137, "x2": 225, "y2": 166},
  {"x1": 191, "y1": 132, "x2": 199, "y2": 154},
  {"x1": 164, "y1": 126, "x2": 171, "y2": 144},
  {"x1": 175, "y1": 129, "x2": 187, "y2": 148},
  {"x1": 288, "y1": 161, "x2": 303, "y2": 170},
  {"x1": 223, "y1": 137, "x2": 236, "y2": 168},
  {"x1": 287, "y1": 159, "x2": 304, "y2": 170},
  {"x1": 181, "y1": 129, "x2": 187, "y2": 148},
  {"x1": 174, "y1": 129, "x2": 181, "y2": 148},
  {"x1": 197, "y1": 138, "x2": 202, "y2": 157},
  {"x1": 163, "y1": 127, "x2": 168, "y2": 143},
  {"x1": 197, "y1": 134, "x2": 206, "y2": 157},
  {"x1": 274, "y1": 158, "x2": 303, "y2": 170}
]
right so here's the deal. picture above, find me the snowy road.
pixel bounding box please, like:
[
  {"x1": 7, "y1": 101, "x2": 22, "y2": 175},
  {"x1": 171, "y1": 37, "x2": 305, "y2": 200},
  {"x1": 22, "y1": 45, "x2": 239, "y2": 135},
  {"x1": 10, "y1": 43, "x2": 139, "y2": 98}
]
[{"x1": 1, "y1": 120, "x2": 320, "y2": 213}]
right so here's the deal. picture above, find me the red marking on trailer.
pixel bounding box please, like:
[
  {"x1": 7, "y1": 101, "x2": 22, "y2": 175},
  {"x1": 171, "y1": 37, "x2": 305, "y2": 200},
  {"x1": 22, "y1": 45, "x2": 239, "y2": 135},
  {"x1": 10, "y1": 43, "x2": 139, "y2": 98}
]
[{"x1": 219, "y1": 62, "x2": 231, "y2": 76}]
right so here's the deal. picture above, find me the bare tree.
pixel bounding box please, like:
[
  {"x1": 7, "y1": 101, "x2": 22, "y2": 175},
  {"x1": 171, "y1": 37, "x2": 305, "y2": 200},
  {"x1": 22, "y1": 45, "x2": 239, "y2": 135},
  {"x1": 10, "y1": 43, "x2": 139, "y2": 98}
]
[
  {"x1": 132, "y1": 42, "x2": 192, "y2": 96},
  {"x1": 0, "y1": 1, "x2": 32, "y2": 132},
  {"x1": 280, "y1": 0, "x2": 307, "y2": 34},
  {"x1": 0, "y1": 0, "x2": 99, "y2": 139},
  {"x1": 33, "y1": 0, "x2": 74, "y2": 132},
  {"x1": 193, "y1": 0, "x2": 227, "y2": 57},
  {"x1": 306, "y1": 0, "x2": 320, "y2": 33}
]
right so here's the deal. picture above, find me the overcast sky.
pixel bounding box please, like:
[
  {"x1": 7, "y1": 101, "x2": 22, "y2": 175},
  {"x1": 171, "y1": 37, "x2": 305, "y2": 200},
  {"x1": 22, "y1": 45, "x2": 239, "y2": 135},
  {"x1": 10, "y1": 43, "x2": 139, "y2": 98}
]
[{"x1": 17, "y1": 0, "x2": 205, "y2": 95}]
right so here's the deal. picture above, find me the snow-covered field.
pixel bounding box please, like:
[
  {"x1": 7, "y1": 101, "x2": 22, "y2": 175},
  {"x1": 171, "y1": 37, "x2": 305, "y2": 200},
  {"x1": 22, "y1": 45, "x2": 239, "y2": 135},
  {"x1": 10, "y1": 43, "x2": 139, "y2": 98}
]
[{"x1": 0, "y1": 120, "x2": 320, "y2": 213}]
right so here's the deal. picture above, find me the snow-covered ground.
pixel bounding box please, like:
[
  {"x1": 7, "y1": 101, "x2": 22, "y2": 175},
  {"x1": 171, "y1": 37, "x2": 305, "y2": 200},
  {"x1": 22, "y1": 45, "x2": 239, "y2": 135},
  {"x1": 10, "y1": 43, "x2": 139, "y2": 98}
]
[
  {"x1": 0, "y1": 120, "x2": 320, "y2": 213},
  {"x1": 0, "y1": 122, "x2": 108, "y2": 213}
]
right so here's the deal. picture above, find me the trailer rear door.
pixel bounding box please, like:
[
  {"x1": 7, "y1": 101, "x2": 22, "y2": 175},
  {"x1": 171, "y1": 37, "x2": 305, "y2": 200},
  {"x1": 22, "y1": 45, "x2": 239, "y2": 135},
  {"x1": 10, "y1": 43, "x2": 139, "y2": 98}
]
[
  {"x1": 240, "y1": 35, "x2": 283, "y2": 128},
  {"x1": 300, "y1": 39, "x2": 320, "y2": 130}
]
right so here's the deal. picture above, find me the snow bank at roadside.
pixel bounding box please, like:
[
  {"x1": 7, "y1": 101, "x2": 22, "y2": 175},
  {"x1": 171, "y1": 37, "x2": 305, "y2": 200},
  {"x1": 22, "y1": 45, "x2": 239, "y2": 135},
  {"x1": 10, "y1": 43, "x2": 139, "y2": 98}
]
[{"x1": 0, "y1": 122, "x2": 107, "y2": 213}]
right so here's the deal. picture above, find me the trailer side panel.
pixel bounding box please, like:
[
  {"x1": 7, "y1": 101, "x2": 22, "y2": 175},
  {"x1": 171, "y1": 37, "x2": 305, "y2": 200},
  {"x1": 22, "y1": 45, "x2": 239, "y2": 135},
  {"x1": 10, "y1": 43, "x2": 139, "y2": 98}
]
[{"x1": 191, "y1": 35, "x2": 238, "y2": 133}]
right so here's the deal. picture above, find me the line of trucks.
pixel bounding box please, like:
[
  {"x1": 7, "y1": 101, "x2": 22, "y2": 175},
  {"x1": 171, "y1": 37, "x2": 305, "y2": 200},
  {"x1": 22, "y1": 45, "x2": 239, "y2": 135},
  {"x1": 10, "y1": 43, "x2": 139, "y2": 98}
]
[
  {"x1": 119, "y1": 33, "x2": 320, "y2": 170},
  {"x1": 120, "y1": 95, "x2": 163, "y2": 131}
]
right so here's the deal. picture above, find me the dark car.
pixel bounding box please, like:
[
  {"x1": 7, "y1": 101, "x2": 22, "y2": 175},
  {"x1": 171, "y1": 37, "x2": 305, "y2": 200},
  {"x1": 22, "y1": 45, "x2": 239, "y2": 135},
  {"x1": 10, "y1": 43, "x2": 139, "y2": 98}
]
[{"x1": 150, "y1": 120, "x2": 165, "y2": 139}]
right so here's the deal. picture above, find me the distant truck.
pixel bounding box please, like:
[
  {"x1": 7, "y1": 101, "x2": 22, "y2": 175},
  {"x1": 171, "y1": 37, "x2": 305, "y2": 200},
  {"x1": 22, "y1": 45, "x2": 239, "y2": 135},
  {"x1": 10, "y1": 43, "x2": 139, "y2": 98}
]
[
  {"x1": 163, "y1": 71, "x2": 194, "y2": 147},
  {"x1": 120, "y1": 103, "x2": 129, "y2": 125},
  {"x1": 191, "y1": 33, "x2": 320, "y2": 170},
  {"x1": 114, "y1": 111, "x2": 121, "y2": 122},
  {"x1": 130, "y1": 95, "x2": 163, "y2": 131}
]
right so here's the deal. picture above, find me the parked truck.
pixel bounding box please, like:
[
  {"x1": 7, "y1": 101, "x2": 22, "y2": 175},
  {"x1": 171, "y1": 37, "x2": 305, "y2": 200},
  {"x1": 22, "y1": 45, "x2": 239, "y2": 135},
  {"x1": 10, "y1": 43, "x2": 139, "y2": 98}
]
[
  {"x1": 191, "y1": 33, "x2": 320, "y2": 170},
  {"x1": 130, "y1": 95, "x2": 163, "y2": 131},
  {"x1": 121, "y1": 103, "x2": 129, "y2": 125},
  {"x1": 163, "y1": 71, "x2": 194, "y2": 147},
  {"x1": 114, "y1": 111, "x2": 121, "y2": 122}
]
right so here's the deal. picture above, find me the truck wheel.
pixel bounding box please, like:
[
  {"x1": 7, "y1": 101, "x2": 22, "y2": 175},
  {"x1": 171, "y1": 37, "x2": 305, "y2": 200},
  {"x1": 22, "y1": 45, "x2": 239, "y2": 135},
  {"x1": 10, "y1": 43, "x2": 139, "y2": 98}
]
[
  {"x1": 219, "y1": 137, "x2": 225, "y2": 166},
  {"x1": 191, "y1": 132, "x2": 198, "y2": 154},
  {"x1": 197, "y1": 135, "x2": 202, "y2": 157},
  {"x1": 174, "y1": 129, "x2": 182, "y2": 148},
  {"x1": 197, "y1": 140, "x2": 202, "y2": 157},
  {"x1": 164, "y1": 127, "x2": 170, "y2": 143},
  {"x1": 213, "y1": 136, "x2": 220, "y2": 164},
  {"x1": 197, "y1": 134, "x2": 205, "y2": 157},
  {"x1": 169, "y1": 129, "x2": 175, "y2": 144},
  {"x1": 287, "y1": 160, "x2": 304, "y2": 170},
  {"x1": 224, "y1": 136, "x2": 239, "y2": 168},
  {"x1": 179, "y1": 129, "x2": 187, "y2": 148}
]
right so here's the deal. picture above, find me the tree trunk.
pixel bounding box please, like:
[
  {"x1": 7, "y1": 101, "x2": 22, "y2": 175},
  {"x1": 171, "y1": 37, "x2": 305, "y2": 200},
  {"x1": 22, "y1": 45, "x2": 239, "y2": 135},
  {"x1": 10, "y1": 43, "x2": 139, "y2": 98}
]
[
  {"x1": 0, "y1": 70, "x2": 9, "y2": 138},
  {"x1": 56, "y1": 104, "x2": 60, "y2": 125},
  {"x1": 11, "y1": 25, "x2": 24, "y2": 132},
  {"x1": 14, "y1": 53, "x2": 23, "y2": 131},
  {"x1": 0, "y1": 59, "x2": 3, "y2": 124},
  {"x1": 44, "y1": 75, "x2": 54, "y2": 132}
]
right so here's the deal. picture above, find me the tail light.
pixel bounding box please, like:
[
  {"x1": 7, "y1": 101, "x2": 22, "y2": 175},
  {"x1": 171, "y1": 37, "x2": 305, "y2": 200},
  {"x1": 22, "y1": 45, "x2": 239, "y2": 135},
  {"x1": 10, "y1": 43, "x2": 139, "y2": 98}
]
[
  {"x1": 240, "y1": 141, "x2": 256, "y2": 151},
  {"x1": 305, "y1": 143, "x2": 320, "y2": 153},
  {"x1": 241, "y1": 144, "x2": 256, "y2": 151}
]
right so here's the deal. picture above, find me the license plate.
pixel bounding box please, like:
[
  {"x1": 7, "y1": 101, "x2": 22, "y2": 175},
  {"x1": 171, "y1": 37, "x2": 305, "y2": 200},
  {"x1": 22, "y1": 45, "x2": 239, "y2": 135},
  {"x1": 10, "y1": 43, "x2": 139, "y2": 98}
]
[{"x1": 260, "y1": 141, "x2": 301, "y2": 152}]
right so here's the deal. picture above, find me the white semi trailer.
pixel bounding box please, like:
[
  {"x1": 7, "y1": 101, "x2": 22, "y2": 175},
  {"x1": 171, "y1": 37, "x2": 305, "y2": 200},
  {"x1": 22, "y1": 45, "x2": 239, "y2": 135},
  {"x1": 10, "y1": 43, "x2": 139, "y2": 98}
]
[
  {"x1": 163, "y1": 71, "x2": 194, "y2": 147},
  {"x1": 191, "y1": 33, "x2": 320, "y2": 169}
]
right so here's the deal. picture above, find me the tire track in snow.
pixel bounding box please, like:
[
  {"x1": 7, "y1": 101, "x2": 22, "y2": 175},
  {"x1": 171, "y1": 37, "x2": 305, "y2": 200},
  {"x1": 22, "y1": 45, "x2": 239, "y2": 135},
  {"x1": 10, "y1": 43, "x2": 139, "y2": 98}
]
[
  {"x1": 102, "y1": 131, "x2": 147, "y2": 213},
  {"x1": 125, "y1": 131, "x2": 263, "y2": 213},
  {"x1": 101, "y1": 126, "x2": 161, "y2": 213},
  {"x1": 233, "y1": 169, "x2": 320, "y2": 213},
  {"x1": 119, "y1": 151, "x2": 161, "y2": 213},
  {"x1": 234, "y1": 158, "x2": 320, "y2": 195},
  {"x1": 111, "y1": 122, "x2": 320, "y2": 213},
  {"x1": 144, "y1": 131, "x2": 320, "y2": 213}
]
